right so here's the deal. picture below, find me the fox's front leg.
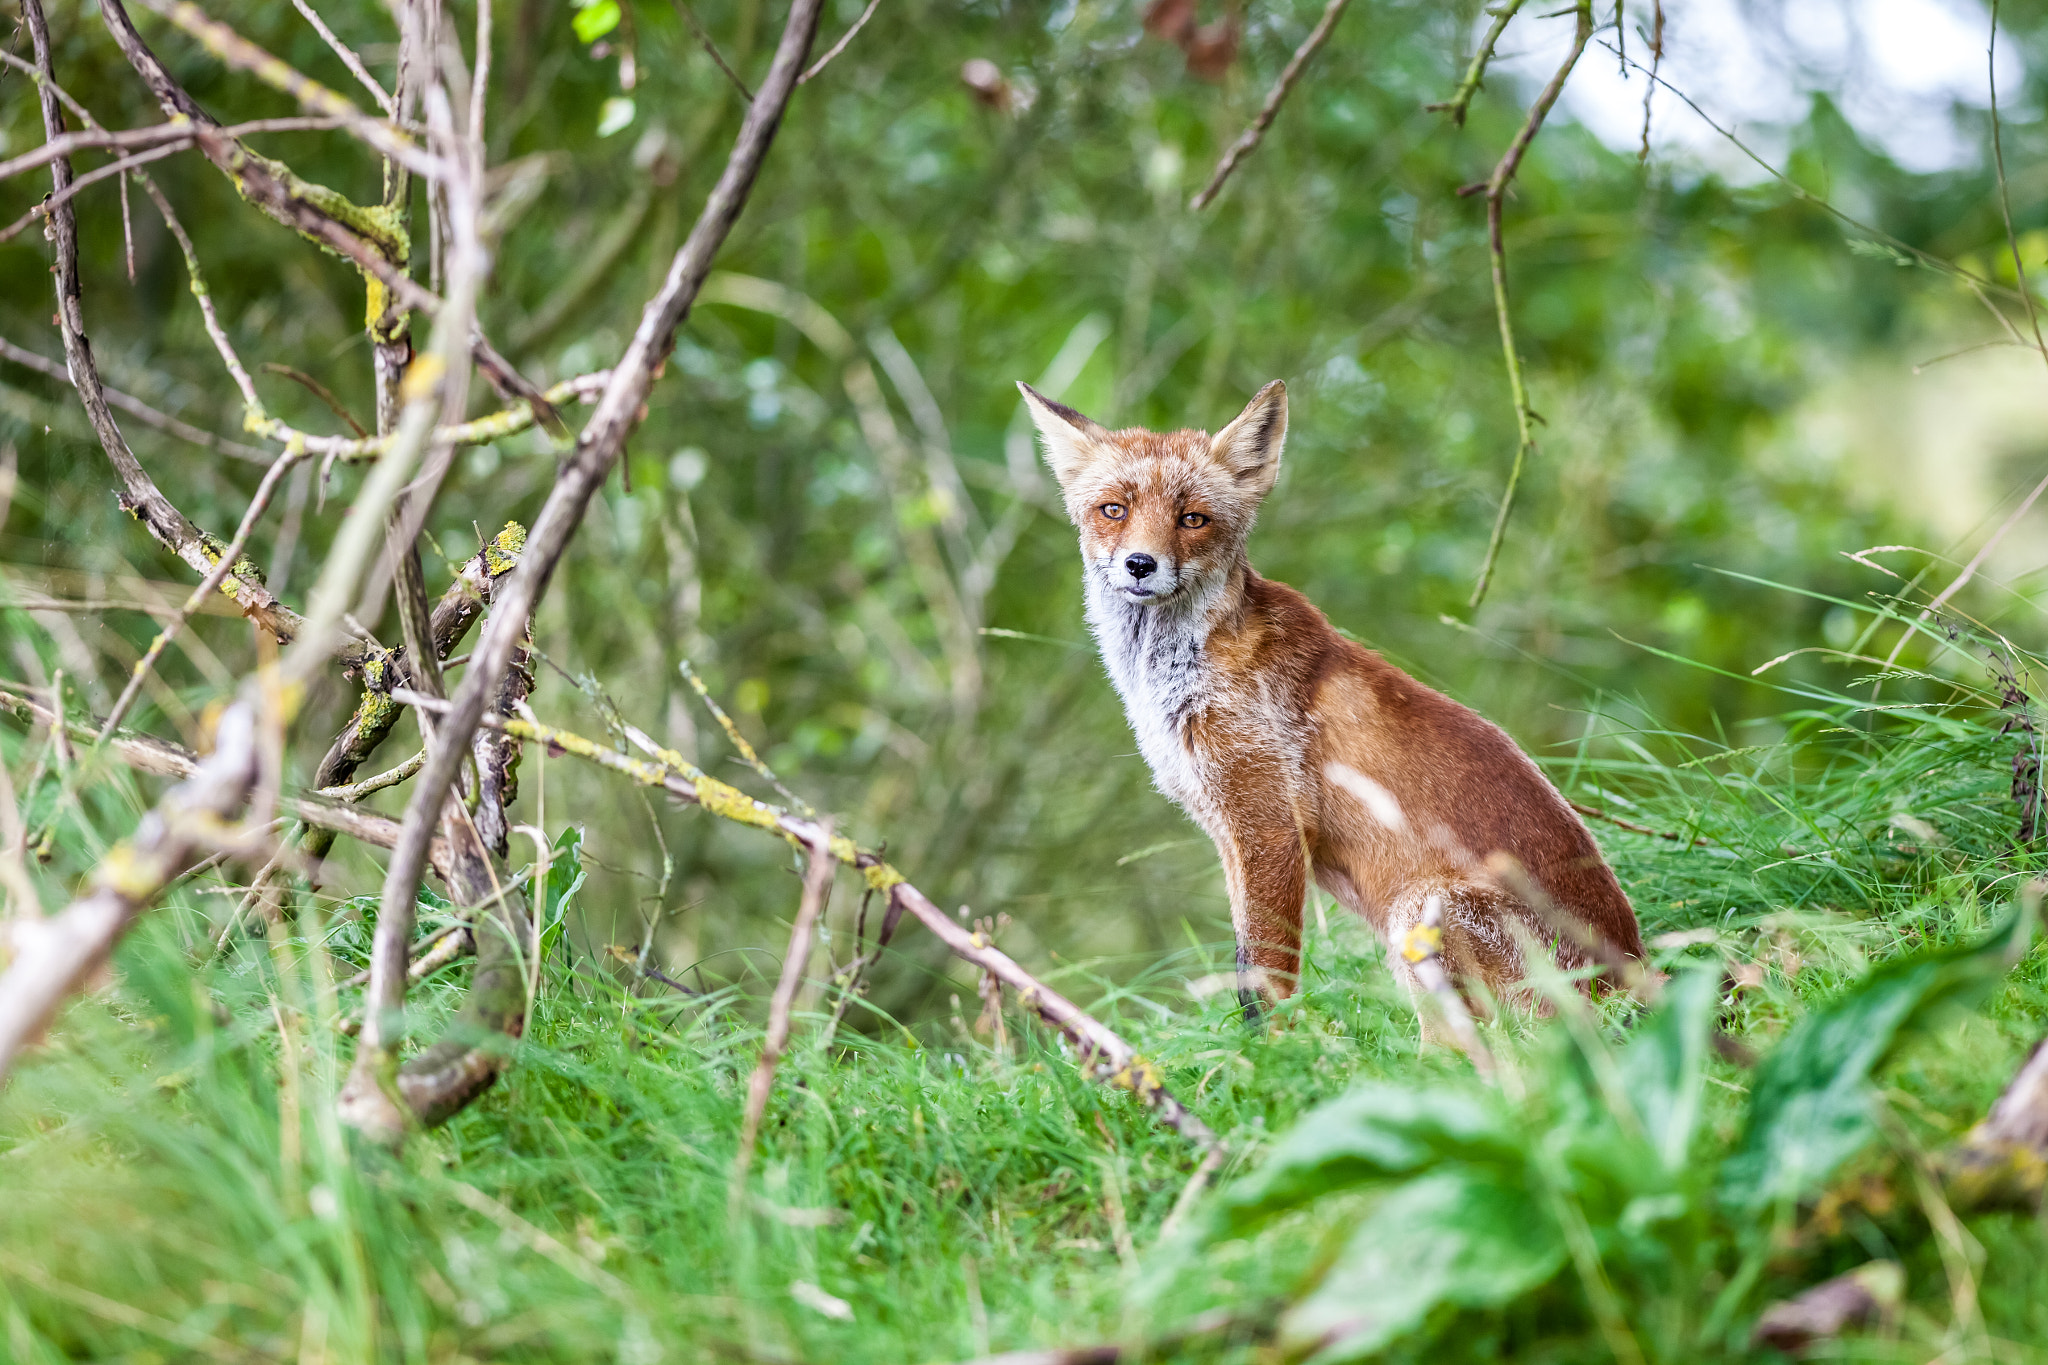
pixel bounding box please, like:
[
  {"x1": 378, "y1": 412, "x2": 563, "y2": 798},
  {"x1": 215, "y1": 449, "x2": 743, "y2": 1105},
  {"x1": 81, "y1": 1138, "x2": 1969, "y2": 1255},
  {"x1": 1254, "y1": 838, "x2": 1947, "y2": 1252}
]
[{"x1": 1219, "y1": 817, "x2": 1308, "y2": 1020}]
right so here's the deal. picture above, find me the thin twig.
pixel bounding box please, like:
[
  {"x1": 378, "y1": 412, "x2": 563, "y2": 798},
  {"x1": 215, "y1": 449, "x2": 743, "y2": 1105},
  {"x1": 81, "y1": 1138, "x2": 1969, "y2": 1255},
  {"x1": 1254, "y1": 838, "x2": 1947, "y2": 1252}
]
[
  {"x1": 1569, "y1": 798, "x2": 1712, "y2": 847},
  {"x1": 138, "y1": 0, "x2": 438, "y2": 178},
  {"x1": 136, "y1": 174, "x2": 259, "y2": 408},
  {"x1": 670, "y1": 0, "x2": 754, "y2": 102},
  {"x1": 0, "y1": 684, "x2": 450, "y2": 864},
  {"x1": 1607, "y1": 42, "x2": 2024, "y2": 303},
  {"x1": 1427, "y1": 0, "x2": 1527, "y2": 127},
  {"x1": 0, "y1": 106, "x2": 345, "y2": 182},
  {"x1": 251, "y1": 371, "x2": 612, "y2": 465},
  {"x1": 1465, "y1": 0, "x2": 1593, "y2": 611},
  {"x1": 0, "y1": 138, "x2": 187, "y2": 242},
  {"x1": 1637, "y1": 0, "x2": 1663, "y2": 161},
  {"x1": 260, "y1": 362, "x2": 367, "y2": 436},
  {"x1": 0, "y1": 334, "x2": 270, "y2": 463},
  {"x1": 1188, "y1": 0, "x2": 1352, "y2": 211},
  {"x1": 98, "y1": 444, "x2": 310, "y2": 739},
  {"x1": 317, "y1": 748, "x2": 424, "y2": 801},
  {"x1": 1988, "y1": 0, "x2": 2046, "y2": 366},
  {"x1": 289, "y1": 0, "x2": 395, "y2": 115},
  {"x1": 732, "y1": 824, "x2": 835, "y2": 1216},
  {"x1": 678, "y1": 658, "x2": 811, "y2": 812},
  {"x1": 799, "y1": 0, "x2": 879, "y2": 83}
]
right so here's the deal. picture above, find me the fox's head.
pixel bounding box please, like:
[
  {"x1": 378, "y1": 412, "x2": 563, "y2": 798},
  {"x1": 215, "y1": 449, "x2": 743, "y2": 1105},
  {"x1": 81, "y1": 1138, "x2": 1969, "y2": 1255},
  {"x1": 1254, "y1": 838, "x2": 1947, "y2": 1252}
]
[{"x1": 1018, "y1": 380, "x2": 1287, "y2": 607}]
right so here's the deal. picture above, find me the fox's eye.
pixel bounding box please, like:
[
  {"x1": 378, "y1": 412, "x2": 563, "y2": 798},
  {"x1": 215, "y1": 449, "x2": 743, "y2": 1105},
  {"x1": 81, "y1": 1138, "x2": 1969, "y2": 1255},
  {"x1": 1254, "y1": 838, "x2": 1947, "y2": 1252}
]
[
  {"x1": 1180, "y1": 512, "x2": 1209, "y2": 529},
  {"x1": 1101, "y1": 503, "x2": 1126, "y2": 521}
]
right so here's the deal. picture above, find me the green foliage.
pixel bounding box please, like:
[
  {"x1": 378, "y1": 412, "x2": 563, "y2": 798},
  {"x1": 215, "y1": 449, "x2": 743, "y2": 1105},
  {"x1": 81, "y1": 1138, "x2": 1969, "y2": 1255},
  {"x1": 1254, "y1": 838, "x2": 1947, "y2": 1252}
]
[
  {"x1": 1723, "y1": 911, "x2": 2025, "y2": 1210},
  {"x1": 535, "y1": 825, "x2": 587, "y2": 961}
]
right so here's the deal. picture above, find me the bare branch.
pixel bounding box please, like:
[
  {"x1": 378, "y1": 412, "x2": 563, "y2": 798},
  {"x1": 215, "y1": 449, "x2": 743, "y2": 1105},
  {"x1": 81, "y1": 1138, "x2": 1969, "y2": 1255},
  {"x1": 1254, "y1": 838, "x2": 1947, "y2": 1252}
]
[
  {"x1": 289, "y1": 0, "x2": 396, "y2": 115},
  {"x1": 260, "y1": 362, "x2": 368, "y2": 436},
  {"x1": 351, "y1": 0, "x2": 828, "y2": 1140},
  {"x1": 1427, "y1": 0, "x2": 1526, "y2": 127},
  {"x1": 1466, "y1": 0, "x2": 1593, "y2": 611},
  {"x1": 136, "y1": 0, "x2": 441, "y2": 179},
  {"x1": 0, "y1": 682, "x2": 447, "y2": 865},
  {"x1": 0, "y1": 141, "x2": 187, "y2": 243},
  {"x1": 0, "y1": 702, "x2": 262, "y2": 1082},
  {"x1": 799, "y1": 0, "x2": 880, "y2": 83},
  {"x1": 0, "y1": 113, "x2": 347, "y2": 184},
  {"x1": 98, "y1": 445, "x2": 310, "y2": 739},
  {"x1": 733, "y1": 825, "x2": 835, "y2": 1212},
  {"x1": 0, "y1": 334, "x2": 270, "y2": 463},
  {"x1": 670, "y1": 0, "x2": 755, "y2": 103},
  {"x1": 316, "y1": 748, "x2": 423, "y2": 801},
  {"x1": 1187, "y1": 0, "x2": 1353, "y2": 212},
  {"x1": 22, "y1": 0, "x2": 304, "y2": 646}
]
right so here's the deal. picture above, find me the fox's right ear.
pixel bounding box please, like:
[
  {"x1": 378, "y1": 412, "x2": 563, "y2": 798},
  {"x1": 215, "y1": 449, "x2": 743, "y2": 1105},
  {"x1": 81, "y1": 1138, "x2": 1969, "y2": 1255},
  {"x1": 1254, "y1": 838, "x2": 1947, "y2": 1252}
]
[{"x1": 1018, "y1": 382, "x2": 1111, "y2": 488}]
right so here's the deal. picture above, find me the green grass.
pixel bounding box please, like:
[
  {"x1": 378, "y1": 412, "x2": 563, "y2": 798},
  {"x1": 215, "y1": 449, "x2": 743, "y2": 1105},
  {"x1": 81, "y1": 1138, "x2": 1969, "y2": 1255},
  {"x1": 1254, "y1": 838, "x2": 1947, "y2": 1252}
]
[{"x1": 4, "y1": 637, "x2": 2048, "y2": 1365}]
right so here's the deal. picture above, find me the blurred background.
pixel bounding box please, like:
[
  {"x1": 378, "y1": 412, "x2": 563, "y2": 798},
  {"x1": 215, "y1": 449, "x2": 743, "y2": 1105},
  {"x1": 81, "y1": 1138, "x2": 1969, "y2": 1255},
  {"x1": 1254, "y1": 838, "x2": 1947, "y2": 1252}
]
[{"x1": 5, "y1": 0, "x2": 2048, "y2": 1014}]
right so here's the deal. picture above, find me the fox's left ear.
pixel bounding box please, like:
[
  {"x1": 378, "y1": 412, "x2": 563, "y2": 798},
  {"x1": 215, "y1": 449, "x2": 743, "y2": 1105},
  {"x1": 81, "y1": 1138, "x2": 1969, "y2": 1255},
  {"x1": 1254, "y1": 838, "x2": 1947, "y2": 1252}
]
[{"x1": 1210, "y1": 380, "x2": 1287, "y2": 497}]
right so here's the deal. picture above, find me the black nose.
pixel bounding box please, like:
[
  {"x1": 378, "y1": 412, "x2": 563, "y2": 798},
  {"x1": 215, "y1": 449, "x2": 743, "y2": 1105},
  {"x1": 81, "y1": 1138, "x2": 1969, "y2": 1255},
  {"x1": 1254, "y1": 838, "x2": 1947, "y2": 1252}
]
[{"x1": 1124, "y1": 553, "x2": 1157, "y2": 580}]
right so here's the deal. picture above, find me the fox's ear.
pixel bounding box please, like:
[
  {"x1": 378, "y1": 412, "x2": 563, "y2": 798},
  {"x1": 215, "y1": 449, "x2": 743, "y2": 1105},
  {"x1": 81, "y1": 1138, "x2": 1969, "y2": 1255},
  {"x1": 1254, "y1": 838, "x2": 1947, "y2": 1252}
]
[
  {"x1": 1018, "y1": 381, "x2": 1111, "y2": 488},
  {"x1": 1210, "y1": 380, "x2": 1287, "y2": 497}
]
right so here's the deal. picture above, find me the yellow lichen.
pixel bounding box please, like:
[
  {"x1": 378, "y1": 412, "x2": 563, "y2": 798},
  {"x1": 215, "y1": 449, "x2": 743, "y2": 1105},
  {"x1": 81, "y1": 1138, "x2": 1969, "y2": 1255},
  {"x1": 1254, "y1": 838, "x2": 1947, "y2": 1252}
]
[
  {"x1": 483, "y1": 521, "x2": 528, "y2": 576},
  {"x1": 1400, "y1": 923, "x2": 1443, "y2": 964}
]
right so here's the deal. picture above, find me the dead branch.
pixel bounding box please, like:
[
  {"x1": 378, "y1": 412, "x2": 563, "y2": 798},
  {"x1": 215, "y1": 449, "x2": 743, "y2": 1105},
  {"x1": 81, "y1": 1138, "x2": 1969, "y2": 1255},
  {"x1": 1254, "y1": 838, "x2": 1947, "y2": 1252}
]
[
  {"x1": 252, "y1": 371, "x2": 610, "y2": 465},
  {"x1": 1400, "y1": 891, "x2": 1496, "y2": 1077},
  {"x1": 1939, "y1": 1033, "x2": 2048, "y2": 1209},
  {"x1": 23, "y1": 0, "x2": 304, "y2": 647},
  {"x1": 398, "y1": 695, "x2": 1219, "y2": 1148},
  {"x1": 1750, "y1": 1262, "x2": 1903, "y2": 1354},
  {"x1": 1464, "y1": 0, "x2": 1593, "y2": 611},
  {"x1": 0, "y1": 112, "x2": 346, "y2": 184},
  {"x1": 288, "y1": 0, "x2": 396, "y2": 116},
  {"x1": 0, "y1": 682, "x2": 450, "y2": 872},
  {"x1": 1569, "y1": 799, "x2": 1714, "y2": 848},
  {"x1": 317, "y1": 750, "x2": 424, "y2": 802},
  {"x1": 733, "y1": 825, "x2": 836, "y2": 1212},
  {"x1": 1187, "y1": 0, "x2": 1353, "y2": 211},
  {"x1": 137, "y1": 0, "x2": 441, "y2": 179},
  {"x1": 0, "y1": 334, "x2": 270, "y2": 464},
  {"x1": 0, "y1": 702, "x2": 262, "y2": 1081},
  {"x1": 1427, "y1": 0, "x2": 1527, "y2": 127},
  {"x1": 98, "y1": 445, "x2": 310, "y2": 738},
  {"x1": 0, "y1": 141, "x2": 187, "y2": 242},
  {"x1": 670, "y1": 0, "x2": 755, "y2": 103},
  {"x1": 349, "y1": 0, "x2": 826, "y2": 1138},
  {"x1": 799, "y1": 0, "x2": 881, "y2": 83},
  {"x1": 301, "y1": 522, "x2": 525, "y2": 878}
]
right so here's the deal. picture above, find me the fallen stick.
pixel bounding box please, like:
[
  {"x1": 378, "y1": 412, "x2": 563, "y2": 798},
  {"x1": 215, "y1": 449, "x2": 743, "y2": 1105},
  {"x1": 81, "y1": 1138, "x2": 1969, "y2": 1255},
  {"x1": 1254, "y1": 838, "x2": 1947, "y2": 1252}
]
[
  {"x1": 394, "y1": 691, "x2": 1218, "y2": 1149},
  {"x1": 0, "y1": 683, "x2": 450, "y2": 871}
]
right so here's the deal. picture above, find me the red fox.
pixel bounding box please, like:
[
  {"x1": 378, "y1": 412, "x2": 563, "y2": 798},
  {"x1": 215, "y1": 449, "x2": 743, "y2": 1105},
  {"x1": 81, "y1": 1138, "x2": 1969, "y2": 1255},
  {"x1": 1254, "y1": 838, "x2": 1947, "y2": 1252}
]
[{"x1": 1020, "y1": 378, "x2": 1646, "y2": 1017}]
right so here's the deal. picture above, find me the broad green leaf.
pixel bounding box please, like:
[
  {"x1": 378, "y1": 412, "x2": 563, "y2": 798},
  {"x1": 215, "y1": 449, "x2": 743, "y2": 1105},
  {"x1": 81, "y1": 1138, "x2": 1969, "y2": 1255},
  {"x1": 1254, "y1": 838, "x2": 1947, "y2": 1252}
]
[
  {"x1": 571, "y1": 0, "x2": 620, "y2": 43},
  {"x1": 1208, "y1": 1084, "x2": 1521, "y2": 1238},
  {"x1": 1722, "y1": 918, "x2": 2019, "y2": 1208},
  {"x1": 1281, "y1": 1169, "x2": 1566, "y2": 1363},
  {"x1": 1618, "y1": 966, "x2": 1720, "y2": 1170},
  {"x1": 536, "y1": 826, "x2": 586, "y2": 960}
]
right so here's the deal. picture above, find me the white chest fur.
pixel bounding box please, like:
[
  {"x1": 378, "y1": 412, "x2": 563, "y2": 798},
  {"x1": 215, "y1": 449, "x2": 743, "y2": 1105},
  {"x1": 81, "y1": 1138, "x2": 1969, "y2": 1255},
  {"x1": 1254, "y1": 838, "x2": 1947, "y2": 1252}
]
[{"x1": 1084, "y1": 578, "x2": 1217, "y2": 817}]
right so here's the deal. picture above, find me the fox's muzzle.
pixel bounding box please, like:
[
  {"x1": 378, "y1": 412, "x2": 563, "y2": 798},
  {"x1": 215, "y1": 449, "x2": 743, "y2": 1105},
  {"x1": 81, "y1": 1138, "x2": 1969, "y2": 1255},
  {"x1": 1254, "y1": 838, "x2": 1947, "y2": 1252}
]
[{"x1": 1103, "y1": 549, "x2": 1180, "y2": 601}]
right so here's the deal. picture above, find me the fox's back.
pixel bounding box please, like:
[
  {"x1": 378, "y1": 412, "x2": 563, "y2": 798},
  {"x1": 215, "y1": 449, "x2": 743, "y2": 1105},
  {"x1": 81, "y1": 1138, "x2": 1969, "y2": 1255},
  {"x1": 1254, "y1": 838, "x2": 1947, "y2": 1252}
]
[{"x1": 1219, "y1": 576, "x2": 1643, "y2": 960}]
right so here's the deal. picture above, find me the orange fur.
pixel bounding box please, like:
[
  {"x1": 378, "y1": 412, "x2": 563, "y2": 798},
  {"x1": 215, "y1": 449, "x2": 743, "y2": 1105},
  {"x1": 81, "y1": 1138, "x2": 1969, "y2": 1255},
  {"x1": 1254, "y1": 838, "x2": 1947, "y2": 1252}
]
[{"x1": 1020, "y1": 379, "x2": 1645, "y2": 1017}]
